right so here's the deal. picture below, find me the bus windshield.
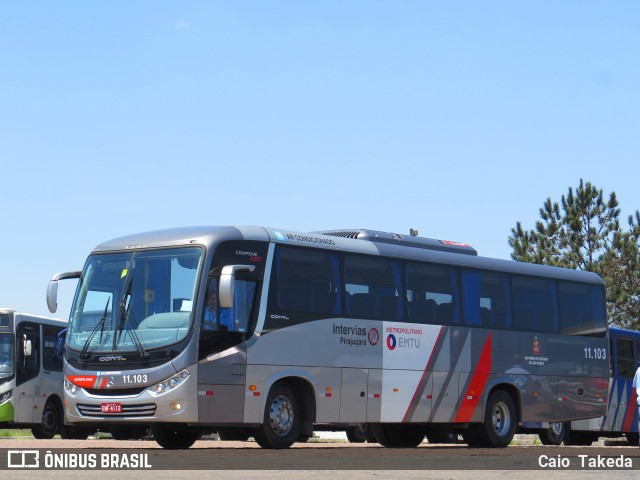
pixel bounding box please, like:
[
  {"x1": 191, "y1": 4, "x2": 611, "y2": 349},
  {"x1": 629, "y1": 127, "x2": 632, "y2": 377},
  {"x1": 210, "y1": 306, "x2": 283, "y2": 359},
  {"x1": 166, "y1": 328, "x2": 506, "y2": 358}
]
[
  {"x1": 0, "y1": 334, "x2": 13, "y2": 380},
  {"x1": 67, "y1": 247, "x2": 203, "y2": 356}
]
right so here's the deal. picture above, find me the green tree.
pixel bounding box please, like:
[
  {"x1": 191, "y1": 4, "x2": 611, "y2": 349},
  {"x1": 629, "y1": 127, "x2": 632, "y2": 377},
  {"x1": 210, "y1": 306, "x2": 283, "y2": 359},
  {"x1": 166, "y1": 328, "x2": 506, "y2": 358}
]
[{"x1": 508, "y1": 179, "x2": 640, "y2": 329}]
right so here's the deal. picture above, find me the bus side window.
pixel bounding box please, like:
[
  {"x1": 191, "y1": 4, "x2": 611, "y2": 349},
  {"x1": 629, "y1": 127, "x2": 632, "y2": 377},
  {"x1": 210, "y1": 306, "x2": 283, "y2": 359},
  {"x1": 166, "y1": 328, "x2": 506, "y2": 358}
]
[
  {"x1": 43, "y1": 326, "x2": 64, "y2": 372},
  {"x1": 345, "y1": 256, "x2": 402, "y2": 321},
  {"x1": 406, "y1": 263, "x2": 459, "y2": 325},
  {"x1": 616, "y1": 338, "x2": 635, "y2": 378},
  {"x1": 16, "y1": 323, "x2": 40, "y2": 386},
  {"x1": 558, "y1": 283, "x2": 605, "y2": 335},
  {"x1": 266, "y1": 246, "x2": 342, "y2": 330},
  {"x1": 461, "y1": 270, "x2": 511, "y2": 329},
  {"x1": 512, "y1": 277, "x2": 558, "y2": 333}
]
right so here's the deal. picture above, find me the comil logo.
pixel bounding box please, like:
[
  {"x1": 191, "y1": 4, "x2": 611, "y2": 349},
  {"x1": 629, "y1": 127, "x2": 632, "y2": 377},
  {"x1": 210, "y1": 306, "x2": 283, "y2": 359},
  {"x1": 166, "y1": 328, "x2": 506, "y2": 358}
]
[{"x1": 8, "y1": 450, "x2": 39, "y2": 468}]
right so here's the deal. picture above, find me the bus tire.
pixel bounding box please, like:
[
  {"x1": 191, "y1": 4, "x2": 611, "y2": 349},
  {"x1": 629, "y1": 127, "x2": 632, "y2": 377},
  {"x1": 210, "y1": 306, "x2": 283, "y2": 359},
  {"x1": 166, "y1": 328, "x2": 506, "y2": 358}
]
[
  {"x1": 346, "y1": 423, "x2": 373, "y2": 443},
  {"x1": 151, "y1": 424, "x2": 201, "y2": 449},
  {"x1": 371, "y1": 423, "x2": 425, "y2": 448},
  {"x1": 539, "y1": 422, "x2": 566, "y2": 445},
  {"x1": 563, "y1": 431, "x2": 593, "y2": 446},
  {"x1": 253, "y1": 382, "x2": 301, "y2": 449},
  {"x1": 60, "y1": 426, "x2": 92, "y2": 440},
  {"x1": 31, "y1": 401, "x2": 62, "y2": 439},
  {"x1": 470, "y1": 390, "x2": 516, "y2": 448},
  {"x1": 625, "y1": 432, "x2": 639, "y2": 446},
  {"x1": 426, "y1": 430, "x2": 458, "y2": 444}
]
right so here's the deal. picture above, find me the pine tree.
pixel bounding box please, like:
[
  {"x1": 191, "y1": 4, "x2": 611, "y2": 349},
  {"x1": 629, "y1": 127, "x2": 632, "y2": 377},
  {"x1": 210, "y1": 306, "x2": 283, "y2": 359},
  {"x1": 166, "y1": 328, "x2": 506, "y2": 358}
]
[{"x1": 508, "y1": 179, "x2": 640, "y2": 329}]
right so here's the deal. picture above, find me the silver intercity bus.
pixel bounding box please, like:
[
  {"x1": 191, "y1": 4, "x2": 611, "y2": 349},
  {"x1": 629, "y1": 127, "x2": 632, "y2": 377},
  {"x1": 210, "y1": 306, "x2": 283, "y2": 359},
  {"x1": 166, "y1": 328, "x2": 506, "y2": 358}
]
[{"x1": 47, "y1": 226, "x2": 609, "y2": 449}]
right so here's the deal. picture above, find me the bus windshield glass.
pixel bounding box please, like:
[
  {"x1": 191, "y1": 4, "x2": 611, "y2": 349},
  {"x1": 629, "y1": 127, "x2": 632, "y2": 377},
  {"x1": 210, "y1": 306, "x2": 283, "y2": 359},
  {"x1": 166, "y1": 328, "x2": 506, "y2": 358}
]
[
  {"x1": 67, "y1": 247, "x2": 203, "y2": 355},
  {"x1": 0, "y1": 334, "x2": 13, "y2": 380}
]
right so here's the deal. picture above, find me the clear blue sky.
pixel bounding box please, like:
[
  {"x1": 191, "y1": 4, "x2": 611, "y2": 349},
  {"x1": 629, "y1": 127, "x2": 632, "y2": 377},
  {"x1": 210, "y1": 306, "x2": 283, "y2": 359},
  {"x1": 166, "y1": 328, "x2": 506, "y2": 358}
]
[{"x1": 1, "y1": 2, "x2": 638, "y2": 319}]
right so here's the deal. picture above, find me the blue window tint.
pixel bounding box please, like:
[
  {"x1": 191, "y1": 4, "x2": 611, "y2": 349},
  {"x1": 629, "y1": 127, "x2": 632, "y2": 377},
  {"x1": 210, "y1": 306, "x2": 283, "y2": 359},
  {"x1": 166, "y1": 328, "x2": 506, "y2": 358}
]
[
  {"x1": 462, "y1": 270, "x2": 512, "y2": 328},
  {"x1": 512, "y1": 277, "x2": 558, "y2": 333},
  {"x1": 406, "y1": 263, "x2": 459, "y2": 325},
  {"x1": 616, "y1": 337, "x2": 635, "y2": 378},
  {"x1": 345, "y1": 256, "x2": 403, "y2": 320}
]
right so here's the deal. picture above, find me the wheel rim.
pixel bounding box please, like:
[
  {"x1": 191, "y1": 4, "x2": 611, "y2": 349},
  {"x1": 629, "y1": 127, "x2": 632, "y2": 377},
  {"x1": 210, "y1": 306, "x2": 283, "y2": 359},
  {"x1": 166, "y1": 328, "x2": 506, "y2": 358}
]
[
  {"x1": 355, "y1": 423, "x2": 368, "y2": 436},
  {"x1": 42, "y1": 408, "x2": 57, "y2": 433},
  {"x1": 491, "y1": 401, "x2": 511, "y2": 437},
  {"x1": 550, "y1": 422, "x2": 563, "y2": 438},
  {"x1": 269, "y1": 394, "x2": 294, "y2": 437}
]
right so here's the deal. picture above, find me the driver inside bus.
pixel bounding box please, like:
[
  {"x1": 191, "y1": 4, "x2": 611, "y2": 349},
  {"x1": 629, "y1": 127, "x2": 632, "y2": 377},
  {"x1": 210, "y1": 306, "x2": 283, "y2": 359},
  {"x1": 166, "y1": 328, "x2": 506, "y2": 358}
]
[{"x1": 203, "y1": 288, "x2": 233, "y2": 331}]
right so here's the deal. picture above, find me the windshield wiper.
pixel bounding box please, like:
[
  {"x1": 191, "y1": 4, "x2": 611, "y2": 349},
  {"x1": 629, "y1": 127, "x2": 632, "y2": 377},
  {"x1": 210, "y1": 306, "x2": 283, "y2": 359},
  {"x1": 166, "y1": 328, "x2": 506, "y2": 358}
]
[
  {"x1": 114, "y1": 274, "x2": 148, "y2": 360},
  {"x1": 80, "y1": 298, "x2": 111, "y2": 359}
]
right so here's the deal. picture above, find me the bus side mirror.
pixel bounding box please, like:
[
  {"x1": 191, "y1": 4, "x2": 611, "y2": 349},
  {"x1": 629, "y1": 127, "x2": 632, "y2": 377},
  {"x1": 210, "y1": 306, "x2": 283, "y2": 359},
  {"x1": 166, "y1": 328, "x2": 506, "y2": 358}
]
[
  {"x1": 219, "y1": 265, "x2": 256, "y2": 308},
  {"x1": 23, "y1": 336, "x2": 32, "y2": 357},
  {"x1": 47, "y1": 271, "x2": 82, "y2": 313}
]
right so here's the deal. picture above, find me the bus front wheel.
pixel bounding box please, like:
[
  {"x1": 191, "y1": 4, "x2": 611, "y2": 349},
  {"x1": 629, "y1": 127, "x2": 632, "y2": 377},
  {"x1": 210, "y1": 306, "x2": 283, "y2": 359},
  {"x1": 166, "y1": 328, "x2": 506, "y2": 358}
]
[
  {"x1": 32, "y1": 401, "x2": 62, "y2": 439},
  {"x1": 253, "y1": 382, "x2": 301, "y2": 449},
  {"x1": 151, "y1": 424, "x2": 201, "y2": 449}
]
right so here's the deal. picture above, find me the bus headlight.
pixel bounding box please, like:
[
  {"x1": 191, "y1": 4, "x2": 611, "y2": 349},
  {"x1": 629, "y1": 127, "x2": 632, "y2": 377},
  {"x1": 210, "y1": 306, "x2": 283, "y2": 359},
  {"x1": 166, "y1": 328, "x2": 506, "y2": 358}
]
[
  {"x1": 0, "y1": 389, "x2": 12, "y2": 404},
  {"x1": 149, "y1": 369, "x2": 190, "y2": 395},
  {"x1": 64, "y1": 378, "x2": 78, "y2": 395}
]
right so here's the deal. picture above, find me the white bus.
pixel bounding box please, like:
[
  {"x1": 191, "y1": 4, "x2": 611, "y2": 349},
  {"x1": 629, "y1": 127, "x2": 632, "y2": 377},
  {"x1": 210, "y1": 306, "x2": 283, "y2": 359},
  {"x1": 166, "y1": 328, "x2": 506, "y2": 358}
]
[
  {"x1": 47, "y1": 226, "x2": 609, "y2": 449},
  {"x1": 0, "y1": 309, "x2": 67, "y2": 438}
]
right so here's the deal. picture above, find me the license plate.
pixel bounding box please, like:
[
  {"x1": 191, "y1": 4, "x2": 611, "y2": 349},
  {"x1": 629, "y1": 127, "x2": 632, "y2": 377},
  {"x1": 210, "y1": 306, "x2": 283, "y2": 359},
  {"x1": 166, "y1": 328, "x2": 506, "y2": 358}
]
[{"x1": 100, "y1": 402, "x2": 123, "y2": 413}]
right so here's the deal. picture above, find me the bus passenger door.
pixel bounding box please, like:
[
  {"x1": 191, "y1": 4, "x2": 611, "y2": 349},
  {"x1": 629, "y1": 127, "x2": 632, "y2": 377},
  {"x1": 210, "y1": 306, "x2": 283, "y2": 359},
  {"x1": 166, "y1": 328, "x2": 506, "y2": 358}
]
[
  {"x1": 15, "y1": 322, "x2": 40, "y2": 424},
  {"x1": 340, "y1": 368, "x2": 368, "y2": 422}
]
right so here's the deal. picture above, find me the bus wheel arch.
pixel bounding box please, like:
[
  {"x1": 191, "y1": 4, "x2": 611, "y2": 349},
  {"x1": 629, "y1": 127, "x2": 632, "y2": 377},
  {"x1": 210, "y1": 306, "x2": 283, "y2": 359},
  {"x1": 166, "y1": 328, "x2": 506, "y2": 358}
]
[{"x1": 32, "y1": 395, "x2": 63, "y2": 439}]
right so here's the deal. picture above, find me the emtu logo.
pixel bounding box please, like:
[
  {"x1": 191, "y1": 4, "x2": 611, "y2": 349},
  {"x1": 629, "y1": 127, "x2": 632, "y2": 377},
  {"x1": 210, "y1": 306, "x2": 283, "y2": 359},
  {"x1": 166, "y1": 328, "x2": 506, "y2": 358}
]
[{"x1": 386, "y1": 334, "x2": 397, "y2": 350}]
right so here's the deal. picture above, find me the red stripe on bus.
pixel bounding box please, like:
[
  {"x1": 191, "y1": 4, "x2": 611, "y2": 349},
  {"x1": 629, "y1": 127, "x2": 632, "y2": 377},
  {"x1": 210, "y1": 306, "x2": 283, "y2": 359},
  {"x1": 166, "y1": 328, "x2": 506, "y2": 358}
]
[
  {"x1": 456, "y1": 332, "x2": 492, "y2": 423},
  {"x1": 622, "y1": 387, "x2": 636, "y2": 433},
  {"x1": 402, "y1": 326, "x2": 446, "y2": 422}
]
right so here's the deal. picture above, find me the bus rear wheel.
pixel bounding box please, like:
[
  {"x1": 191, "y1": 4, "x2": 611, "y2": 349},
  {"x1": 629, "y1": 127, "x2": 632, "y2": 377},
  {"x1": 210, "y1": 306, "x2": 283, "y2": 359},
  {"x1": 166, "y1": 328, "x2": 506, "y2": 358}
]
[
  {"x1": 346, "y1": 423, "x2": 375, "y2": 443},
  {"x1": 253, "y1": 382, "x2": 301, "y2": 449},
  {"x1": 371, "y1": 424, "x2": 425, "y2": 448},
  {"x1": 467, "y1": 390, "x2": 516, "y2": 448},
  {"x1": 32, "y1": 401, "x2": 62, "y2": 439},
  {"x1": 538, "y1": 422, "x2": 566, "y2": 445},
  {"x1": 151, "y1": 424, "x2": 201, "y2": 449}
]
